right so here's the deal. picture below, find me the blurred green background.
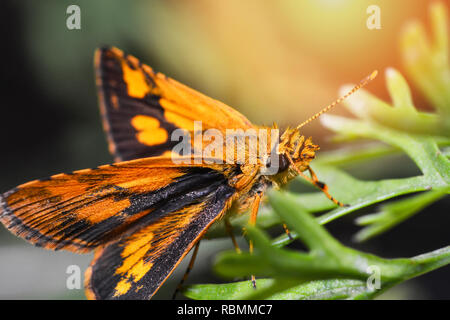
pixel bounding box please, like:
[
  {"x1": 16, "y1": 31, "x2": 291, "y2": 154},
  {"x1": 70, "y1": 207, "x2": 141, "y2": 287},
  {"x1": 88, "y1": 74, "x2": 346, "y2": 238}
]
[{"x1": 0, "y1": 0, "x2": 448, "y2": 299}]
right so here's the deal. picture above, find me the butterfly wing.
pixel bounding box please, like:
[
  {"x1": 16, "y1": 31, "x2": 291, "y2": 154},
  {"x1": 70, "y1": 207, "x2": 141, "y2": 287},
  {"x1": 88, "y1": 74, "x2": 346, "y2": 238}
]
[
  {"x1": 95, "y1": 47, "x2": 254, "y2": 161},
  {"x1": 0, "y1": 158, "x2": 237, "y2": 254},
  {"x1": 84, "y1": 180, "x2": 234, "y2": 299}
]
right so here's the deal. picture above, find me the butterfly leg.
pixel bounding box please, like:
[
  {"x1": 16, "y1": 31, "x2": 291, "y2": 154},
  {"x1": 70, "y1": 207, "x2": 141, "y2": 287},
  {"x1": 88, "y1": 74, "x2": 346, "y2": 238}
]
[
  {"x1": 225, "y1": 218, "x2": 241, "y2": 254},
  {"x1": 286, "y1": 154, "x2": 345, "y2": 207},
  {"x1": 248, "y1": 192, "x2": 262, "y2": 289},
  {"x1": 172, "y1": 241, "x2": 201, "y2": 300},
  {"x1": 296, "y1": 166, "x2": 346, "y2": 207},
  {"x1": 306, "y1": 166, "x2": 346, "y2": 207},
  {"x1": 282, "y1": 223, "x2": 294, "y2": 240}
]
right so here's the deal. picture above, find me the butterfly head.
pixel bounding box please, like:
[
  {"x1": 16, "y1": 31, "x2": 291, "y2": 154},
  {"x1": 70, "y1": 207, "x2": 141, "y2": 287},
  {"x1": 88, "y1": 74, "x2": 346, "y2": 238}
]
[
  {"x1": 265, "y1": 70, "x2": 378, "y2": 181},
  {"x1": 263, "y1": 126, "x2": 319, "y2": 184}
]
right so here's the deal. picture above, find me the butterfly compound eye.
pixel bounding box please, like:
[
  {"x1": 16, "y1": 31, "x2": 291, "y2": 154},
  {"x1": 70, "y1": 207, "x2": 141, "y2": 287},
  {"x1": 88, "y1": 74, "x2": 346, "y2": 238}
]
[{"x1": 265, "y1": 153, "x2": 290, "y2": 173}]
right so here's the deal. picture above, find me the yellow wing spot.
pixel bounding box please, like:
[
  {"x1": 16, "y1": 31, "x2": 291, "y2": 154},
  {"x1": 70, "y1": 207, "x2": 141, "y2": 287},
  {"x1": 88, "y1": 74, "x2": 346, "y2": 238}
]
[
  {"x1": 113, "y1": 279, "x2": 132, "y2": 297},
  {"x1": 161, "y1": 150, "x2": 175, "y2": 158},
  {"x1": 135, "y1": 285, "x2": 144, "y2": 293},
  {"x1": 121, "y1": 232, "x2": 154, "y2": 259},
  {"x1": 128, "y1": 259, "x2": 152, "y2": 282},
  {"x1": 113, "y1": 232, "x2": 155, "y2": 297},
  {"x1": 131, "y1": 115, "x2": 168, "y2": 146},
  {"x1": 110, "y1": 93, "x2": 119, "y2": 110},
  {"x1": 121, "y1": 60, "x2": 150, "y2": 98},
  {"x1": 160, "y1": 99, "x2": 195, "y2": 132}
]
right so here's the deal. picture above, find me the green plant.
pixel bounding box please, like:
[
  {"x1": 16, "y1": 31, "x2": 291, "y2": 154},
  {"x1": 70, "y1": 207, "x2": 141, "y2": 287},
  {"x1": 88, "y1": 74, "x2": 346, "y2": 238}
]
[{"x1": 184, "y1": 2, "x2": 450, "y2": 300}]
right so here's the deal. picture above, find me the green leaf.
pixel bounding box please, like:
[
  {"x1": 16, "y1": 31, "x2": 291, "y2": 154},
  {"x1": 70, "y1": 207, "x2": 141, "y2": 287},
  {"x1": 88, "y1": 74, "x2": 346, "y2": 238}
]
[
  {"x1": 355, "y1": 187, "x2": 450, "y2": 242},
  {"x1": 184, "y1": 278, "x2": 373, "y2": 300},
  {"x1": 206, "y1": 191, "x2": 450, "y2": 300},
  {"x1": 401, "y1": 2, "x2": 450, "y2": 125},
  {"x1": 184, "y1": 279, "x2": 278, "y2": 300}
]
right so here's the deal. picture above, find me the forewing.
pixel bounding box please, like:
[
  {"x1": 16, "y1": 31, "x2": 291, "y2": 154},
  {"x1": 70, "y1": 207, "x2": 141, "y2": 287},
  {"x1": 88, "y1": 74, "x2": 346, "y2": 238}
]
[
  {"x1": 95, "y1": 47, "x2": 254, "y2": 161},
  {"x1": 0, "y1": 157, "x2": 235, "y2": 253}
]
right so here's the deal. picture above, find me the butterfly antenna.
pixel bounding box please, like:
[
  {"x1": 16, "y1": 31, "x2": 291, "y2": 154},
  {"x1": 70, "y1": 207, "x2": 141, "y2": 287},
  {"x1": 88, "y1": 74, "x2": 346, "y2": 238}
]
[{"x1": 296, "y1": 70, "x2": 378, "y2": 130}]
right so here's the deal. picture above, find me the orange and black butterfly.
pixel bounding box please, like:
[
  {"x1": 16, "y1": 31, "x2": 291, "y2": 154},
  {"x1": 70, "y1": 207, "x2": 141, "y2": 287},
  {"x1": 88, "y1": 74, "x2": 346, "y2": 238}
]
[{"x1": 0, "y1": 47, "x2": 376, "y2": 299}]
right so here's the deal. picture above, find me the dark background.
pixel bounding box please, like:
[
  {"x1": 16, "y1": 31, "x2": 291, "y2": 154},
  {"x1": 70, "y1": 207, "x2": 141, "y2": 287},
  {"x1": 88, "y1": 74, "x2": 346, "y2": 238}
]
[{"x1": 0, "y1": 1, "x2": 448, "y2": 299}]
